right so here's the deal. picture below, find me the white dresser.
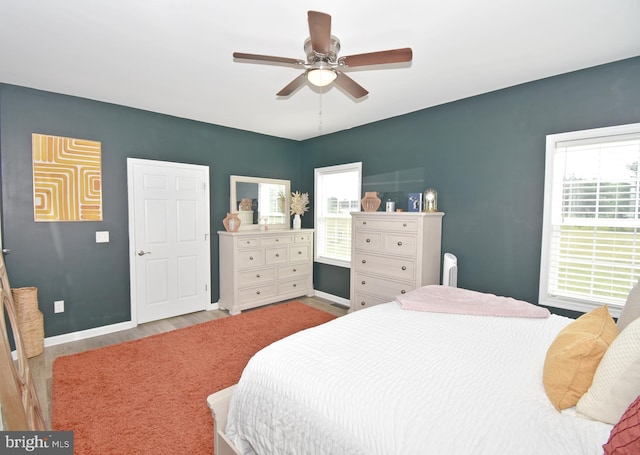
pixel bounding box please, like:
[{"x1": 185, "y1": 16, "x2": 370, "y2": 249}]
[
  {"x1": 218, "y1": 229, "x2": 314, "y2": 315},
  {"x1": 350, "y1": 212, "x2": 443, "y2": 312}
]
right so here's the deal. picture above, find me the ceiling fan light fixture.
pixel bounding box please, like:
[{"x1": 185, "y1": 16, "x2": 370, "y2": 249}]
[{"x1": 306, "y1": 67, "x2": 337, "y2": 87}]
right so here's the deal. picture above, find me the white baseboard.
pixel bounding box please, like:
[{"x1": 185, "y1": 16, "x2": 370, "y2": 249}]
[
  {"x1": 312, "y1": 290, "x2": 350, "y2": 308},
  {"x1": 12, "y1": 319, "x2": 137, "y2": 360},
  {"x1": 44, "y1": 320, "x2": 137, "y2": 348},
  {"x1": 12, "y1": 295, "x2": 342, "y2": 359}
]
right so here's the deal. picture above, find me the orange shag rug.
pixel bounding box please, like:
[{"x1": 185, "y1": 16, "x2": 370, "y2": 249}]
[{"x1": 52, "y1": 302, "x2": 336, "y2": 455}]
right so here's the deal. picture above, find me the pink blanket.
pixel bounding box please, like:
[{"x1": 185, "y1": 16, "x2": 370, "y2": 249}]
[{"x1": 397, "y1": 285, "x2": 550, "y2": 318}]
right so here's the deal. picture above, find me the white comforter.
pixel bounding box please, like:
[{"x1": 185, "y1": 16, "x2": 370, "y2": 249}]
[{"x1": 226, "y1": 302, "x2": 613, "y2": 454}]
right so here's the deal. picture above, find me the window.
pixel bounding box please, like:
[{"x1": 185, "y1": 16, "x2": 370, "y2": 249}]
[
  {"x1": 540, "y1": 123, "x2": 640, "y2": 317},
  {"x1": 314, "y1": 162, "x2": 362, "y2": 267}
]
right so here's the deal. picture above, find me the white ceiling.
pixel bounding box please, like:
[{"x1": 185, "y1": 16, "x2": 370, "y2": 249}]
[{"x1": 1, "y1": 1, "x2": 639, "y2": 141}]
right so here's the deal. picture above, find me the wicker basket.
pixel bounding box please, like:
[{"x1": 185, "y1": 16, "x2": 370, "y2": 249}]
[{"x1": 12, "y1": 287, "x2": 44, "y2": 358}]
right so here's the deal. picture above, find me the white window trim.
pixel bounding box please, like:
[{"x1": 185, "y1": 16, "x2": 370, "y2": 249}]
[
  {"x1": 539, "y1": 122, "x2": 640, "y2": 318},
  {"x1": 314, "y1": 162, "x2": 362, "y2": 268}
]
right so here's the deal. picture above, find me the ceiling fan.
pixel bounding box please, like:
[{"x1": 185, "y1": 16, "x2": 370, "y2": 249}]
[{"x1": 232, "y1": 11, "x2": 413, "y2": 99}]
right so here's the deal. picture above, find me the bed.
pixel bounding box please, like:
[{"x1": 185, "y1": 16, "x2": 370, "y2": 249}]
[{"x1": 207, "y1": 285, "x2": 640, "y2": 455}]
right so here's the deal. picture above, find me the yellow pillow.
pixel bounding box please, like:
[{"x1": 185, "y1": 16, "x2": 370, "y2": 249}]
[{"x1": 543, "y1": 305, "x2": 619, "y2": 410}]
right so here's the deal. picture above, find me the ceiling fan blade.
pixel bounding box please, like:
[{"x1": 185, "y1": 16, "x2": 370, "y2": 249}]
[
  {"x1": 334, "y1": 72, "x2": 368, "y2": 99},
  {"x1": 277, "y1": 73, "x2": 307, "y2": 97},
  {"x1": 233, "y1": 52, "x2": 305, "y2": 66},
  {"x1": 341, "y1": 48, "x2": 413, "y2": 68},
  {"x1": 308, "y1": 11, "x2": 332, "y2": 55}
]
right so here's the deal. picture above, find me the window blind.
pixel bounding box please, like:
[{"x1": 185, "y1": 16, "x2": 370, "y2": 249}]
[
  {"x1": 314, "y1": 163, "x2": 362, "y2": 267},
  {"x1": 547, "y1": 137, "x2": 640, "y2": 306}
]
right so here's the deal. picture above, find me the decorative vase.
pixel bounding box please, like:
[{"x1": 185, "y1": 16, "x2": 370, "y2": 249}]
[
  {"x1": 223, "y1": 212, "x2": 241, "y2": 232},
  {"x1": 361, "y1": 192, "x2": 381, "y2": 212},
  {"x1": 293, "y1": 213, "x2": 302, "y2": 229}
]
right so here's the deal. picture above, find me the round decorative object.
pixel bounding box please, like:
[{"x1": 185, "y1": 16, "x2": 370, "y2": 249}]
[
  {"x1": 293, "y1": 213, "x2": 302, "y2": 229},
  {"x1": 361, "y1": 192, "x2": 381, "y2": 212},
  {"x1": 223, "y1": 212, "x2": 241, "y2": 232}
]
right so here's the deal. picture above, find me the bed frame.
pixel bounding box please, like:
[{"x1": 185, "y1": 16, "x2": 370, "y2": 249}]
[{"x1": 207, "y1": 384, "x2": 241, "y2": 455}]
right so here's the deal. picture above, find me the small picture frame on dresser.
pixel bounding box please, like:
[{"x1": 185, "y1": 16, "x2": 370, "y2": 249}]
[{"x1": 408, "y1": 193, "x2": 422, "y2": 212}]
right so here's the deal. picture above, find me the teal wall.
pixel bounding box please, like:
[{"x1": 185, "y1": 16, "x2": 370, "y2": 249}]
[
  {"x1": 0, "y1": 85, "x2": 300, "y2": 337},
  {"x1": 1, "y1": 57, "x2": 639, "y2": 338},
  {"x1": 302, "y1": 57, "x2": 640, "y2": 315}
]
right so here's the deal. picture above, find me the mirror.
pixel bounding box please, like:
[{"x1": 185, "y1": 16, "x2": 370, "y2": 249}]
[{"x1": 230, "y1": 175, "x2": 290, "y2": 230}]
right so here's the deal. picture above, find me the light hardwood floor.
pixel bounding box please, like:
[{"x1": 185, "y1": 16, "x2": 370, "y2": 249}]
[{"x1": 28, "y1": 296, "x2": 348, "y2": 429}]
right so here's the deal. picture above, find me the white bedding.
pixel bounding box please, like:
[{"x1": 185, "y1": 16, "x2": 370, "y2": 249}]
[{"x1": 225, "y1": 302, "x2": 613, "y2": 454}]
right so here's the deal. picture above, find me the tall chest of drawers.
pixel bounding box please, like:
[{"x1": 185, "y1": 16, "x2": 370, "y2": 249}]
[
  {"x1": 350, "y1": 212, "x2": 443, "y2": 312},
  {"x1": 218, "y1": 229, "x2": 314, "y2": 315}
]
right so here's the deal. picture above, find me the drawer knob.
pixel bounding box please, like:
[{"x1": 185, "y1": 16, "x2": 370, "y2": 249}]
[
  {"x1": 401, "y1": 290, "x2": 406, "y2": 294},
  {"x1": 397, "y1": 241, "x2": 403, "y2": 246},
  {"x1": 298, "y1": 250, "x2": 302, "y2": 254},
  {"x1": 293, "y1": 268, "x2": 297, "y2": 272},
  {"x1": 402, "y1": 266, "x2": 407, "y2": 271},
  {"x1": 360, "y1": 301, "x2": 366, "y2": 306},
  {"x1": 293, "y1": 283, "x2": 297, "y2": 288},
  {"x1": 362, "y1": 259, "x2": 366, "y2": 264},
  {"x1": 363, "y1": 221, "x2": 367, "y2": 225},
  {"x1": 366, "y1": 238, "x2": 371, "y2": 243},
  {"x1": 256, "y1": 290, "x2": 261, "y2": 295},
  {"x1": 403, "y1": 223, "x2": 407, "y2": 227},
  {"x1": 249, "y1": 256, "x2": 254, "y2": 260},
  {"x1": 276, "y1": 239, "x2": 279, "y2": 242},
  {"x1": 275, "y1": 253, "x2": 280, "y2": 257},
  {"x1": 361, "y1": 280, "x2": 366, "y2": 285},
  {"x1": 256, "y1": 274, "x2": 261, "y2": 278},
  {"x1": 246, "y1": 241, "x2": 251, "y2": 244}
]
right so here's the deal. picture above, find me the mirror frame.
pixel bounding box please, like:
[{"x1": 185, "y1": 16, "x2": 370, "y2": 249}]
[{"x1": 230, "y1": 175, "x2": 291, "y2": 230}]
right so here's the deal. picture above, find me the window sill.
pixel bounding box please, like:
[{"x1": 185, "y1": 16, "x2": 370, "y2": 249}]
[{"x1": 539, "y1": 296, "x2": 623, "y2": 318}]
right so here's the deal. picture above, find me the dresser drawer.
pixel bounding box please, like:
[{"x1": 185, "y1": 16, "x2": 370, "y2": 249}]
[
  {"x1": 279, "y1": 262, "x2": 311, "y2": 280},
  {"x1": 278, "y1": 277, "x2": 310, "y2": 295},
  {"x1": 354, "y1": 218, "x2": 418, "y2": 233},
  {"x1": 260, "y1": 235, "x2": 293, "y2": 246},
  {"x1": 290, "y1": 244, "x2": 310, "y2": 261},
  {"x1": 238, "y1": 268, "x2": 276, "y2": 287},
  {"x1": 265, "y1": 246, "x2": 289, "y2": 264},
  {"x1": 238, "y1": 283, "x2": 277, "y2": 302},
  {"x1": 382, "y1": 233, "x2": 417, "y2": 256},
  {"x1": 355, "y1": 253, "x2": 416, "y2": 281},
  {"x1": 294, "y1": 233, "x2": 312, "y2": 243},
  {"x1": 353, "y1": 273, "x2": 415, "y2": 299},
  {"x1": 237, "y1": 238, "x2": 259, "y2": 248},
  {"x1": 355, "y1": 231, "x2": 382, "y2": 251},
  {"x1": 237, "y1": 249, "x2": 264, "y2": 268},
  {"x1": 352, "y1": 292, "x2": 390, "y2": 311}
]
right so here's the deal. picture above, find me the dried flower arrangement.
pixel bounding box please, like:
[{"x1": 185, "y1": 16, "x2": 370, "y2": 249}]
[{"x1": 290, "y1": 191, "x2": 310, "y2": 216}]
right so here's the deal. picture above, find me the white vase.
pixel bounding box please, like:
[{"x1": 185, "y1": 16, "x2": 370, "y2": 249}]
[{"x1": 293, "y1": 214, "x2": 301, "y2": 229}]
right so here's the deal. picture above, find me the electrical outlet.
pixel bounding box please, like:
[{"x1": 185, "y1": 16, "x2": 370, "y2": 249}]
[{"x1": 54, "y1": 300, "x2": 64, "y2": 313}]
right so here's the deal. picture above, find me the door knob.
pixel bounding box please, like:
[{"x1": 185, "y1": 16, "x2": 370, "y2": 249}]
[{"x1": 137, "y1": 250, "x2": 151, "y2": 256}]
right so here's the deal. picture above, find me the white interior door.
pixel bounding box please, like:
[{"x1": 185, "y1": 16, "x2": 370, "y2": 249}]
[{"x1": 127, "y1": 158, "x2": 210, "y2": 324}]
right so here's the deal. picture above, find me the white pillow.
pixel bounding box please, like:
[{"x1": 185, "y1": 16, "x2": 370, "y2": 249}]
[
  {"x1": 617, "y1": 280, "x2": 640, "y2": 331},
  {"x1": 576, "y1": 317, "x2": 640, "y2": 424}
]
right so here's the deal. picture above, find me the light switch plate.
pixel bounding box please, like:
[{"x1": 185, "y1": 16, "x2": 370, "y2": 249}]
[{"x1": 96, "y1": 231, "x2": 110, "y2": 243}]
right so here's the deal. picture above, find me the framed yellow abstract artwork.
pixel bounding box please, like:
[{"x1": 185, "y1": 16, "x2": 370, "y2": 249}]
[{"x1": 32, "y1": 133, "x2": 102, "y2": 222}]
